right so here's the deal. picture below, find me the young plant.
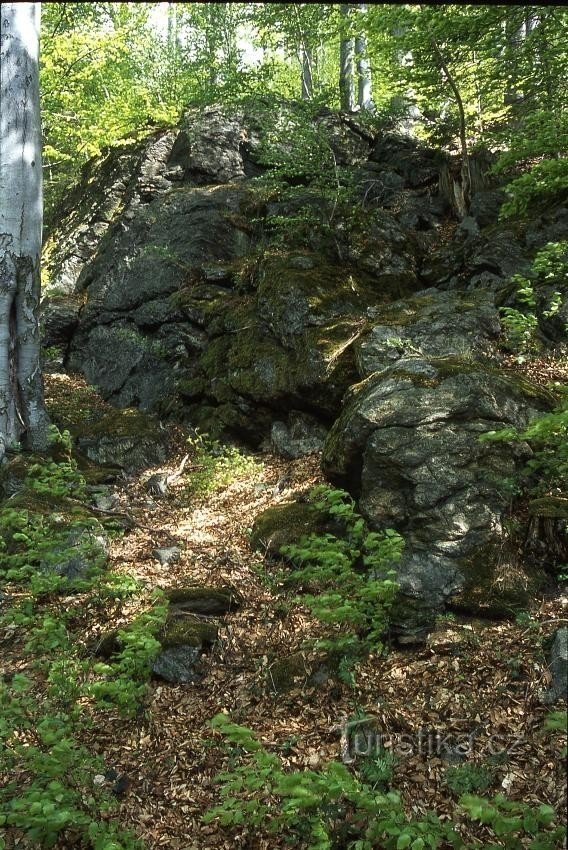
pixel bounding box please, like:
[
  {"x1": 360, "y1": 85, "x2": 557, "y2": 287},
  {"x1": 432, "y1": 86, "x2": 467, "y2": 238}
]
[{"x1": 280, "y1": 487, "x2": 402, "y2": 662}]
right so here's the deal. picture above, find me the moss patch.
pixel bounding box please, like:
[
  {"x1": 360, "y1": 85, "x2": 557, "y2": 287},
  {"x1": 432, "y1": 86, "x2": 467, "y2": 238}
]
[
  {"x1": 250, "y1": 501, "x2": 330, "y2": 557},
  {"x1": 528, "y1": 497, "x2": 568, "y2": 519},
  {"x1": 166, "y1": 586, "x2": 241, "y2": 615},
  {"x1": 160, "y1": 614, "x2": 218, "y2": 649}
]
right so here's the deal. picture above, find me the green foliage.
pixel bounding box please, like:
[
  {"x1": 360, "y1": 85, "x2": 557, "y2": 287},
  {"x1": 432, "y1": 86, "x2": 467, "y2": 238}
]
[
  {"x1": 186, "y1": 430, "x2": 263, "y2": 495},
  {"x1": 499, "y1": 241, "x2": 568, "y2": 356},
  {"x1": 500, "y1": 156, "x2": 568, "y2": 221},
  {"x1": 0, "y1": 434, "x2": 160, "y2": 848},
  {"x1": 280, "y1": 487, "x2": 402, "y2": 661},
  {"x1": 443, "y1": 763, "x2": 494, "y2": 797},
  {"x1": 86, "y1": 598, "x2": 167, "y2": 715},
  {"x1": 0, "y1": 673, "x2": 143, "y2": 850},
  {"x1": 205, "y1": 714, "x2": 565, "y2": 850},
  {"x1": 459, "y1": 794, "x2": 563, "y2": 849},
  {"x1": 544, "y1": 709, "x2": 567, "y2": 733},
  {"x1": 355, "y1": 750, "x2": 397, "y2": 791},
  {"x1": 481, "y1": 400, "x2": 568, "y2": 497},
  {"x1": 26, "y1": 426, "x2": 87, "y2": 499}
]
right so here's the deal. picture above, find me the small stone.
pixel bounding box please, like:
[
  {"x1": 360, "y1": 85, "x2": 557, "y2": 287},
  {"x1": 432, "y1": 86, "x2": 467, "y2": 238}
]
[
  {"x1": 94, "y1": 493, "x2": 118, "y2": 511},
  {"x1": 93, "y1": 775, "x2": 106, "y2": 786},
  {"x1": 152, "y1": 547, "x2": 181, "y2": 566}
]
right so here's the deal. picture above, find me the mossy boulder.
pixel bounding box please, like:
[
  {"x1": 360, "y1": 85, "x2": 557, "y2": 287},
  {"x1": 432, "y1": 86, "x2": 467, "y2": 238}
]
[
  {"x1": 267, "y1": 651, "x2": 335, "y2": 693},
  {"x1": 72, "y1": 408, "x2": 170, "y2": 471},
  {"x1": 355, "y1": 289, "x2": 501, "y2": 378},
  {"x1": 528, "y1": 497, "x2": 568, "y2": 519},
  {"x1": 166, "y1": 586, "x2": 241, "y2": 616},
  {"x1": 159, "y1": 613, "x2": 218, "y2": 649},
  {"x1": 97, "y1": 612, "x2": 218, "y2": 685},
  {"x1": 250, "y1": 501, "x2": 330, "y2": 558},
  {"x1": 151, "y1": 613, "x2": 219, "y2": 683}
]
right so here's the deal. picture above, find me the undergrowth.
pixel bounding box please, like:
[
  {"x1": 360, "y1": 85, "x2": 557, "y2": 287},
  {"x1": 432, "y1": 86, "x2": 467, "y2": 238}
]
[
  {"x1": 0, "y1": 427, "x2": 162, "y2": 849},
  {"x1": 185, "y1": 430, "x2": 264, "y2": 495},
  {"x1": 280, "y1": 485, "x2": 402, "y2": 676},
  {"x1": 205, "y1": 713, "x2": 566, "y2": 850}
]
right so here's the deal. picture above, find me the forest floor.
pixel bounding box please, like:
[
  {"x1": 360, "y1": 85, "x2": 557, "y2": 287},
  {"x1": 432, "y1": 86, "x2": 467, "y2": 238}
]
[{"x1": 2, "y1": 371, "x2": 567, "y2": 850}]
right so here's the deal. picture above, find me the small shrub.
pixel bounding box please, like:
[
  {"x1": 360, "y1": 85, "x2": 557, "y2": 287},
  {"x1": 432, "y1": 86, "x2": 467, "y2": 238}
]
[
  {"x1": 205, "y1": 714, "x2": 566, "y2": 850},
  {"x1": 443, "y1": 763, "x2": 494, "y2": 797},
  {"x1": 280, "y1": 487, "x2": 402, "y2": 661},
  {"x1": 355, "y1": 750, "x2": 397, "y2": 790}
]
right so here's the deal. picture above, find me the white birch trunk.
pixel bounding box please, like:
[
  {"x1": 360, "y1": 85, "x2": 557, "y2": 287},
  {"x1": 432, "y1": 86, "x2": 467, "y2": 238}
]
[{"x1": 0, "y1": 2, "x2": 49, "y2": 460}]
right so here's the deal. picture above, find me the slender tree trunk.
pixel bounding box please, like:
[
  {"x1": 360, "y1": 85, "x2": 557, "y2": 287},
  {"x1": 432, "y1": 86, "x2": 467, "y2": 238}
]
[
  {"x1": 0, "y1": 3, "x2": 49, "y2": 460},
  {"x1": 339, "y1": 5, "x2": 355, "y2": 111},
  {"x1": 167, "y1": 2, "x2": 178, "y2": 101},
  {"x1": 355, "y1": 4, "x2": 373, "y2": 110},
  {"x1": 301, "y1": 47, "x2": 313, "y2": 100},
  {"x1": 429, "y1": 35, "x2": 471, "y2": 216},
  {"x1": 503, "y1": 11, "x2": 525, "y2": 109}
]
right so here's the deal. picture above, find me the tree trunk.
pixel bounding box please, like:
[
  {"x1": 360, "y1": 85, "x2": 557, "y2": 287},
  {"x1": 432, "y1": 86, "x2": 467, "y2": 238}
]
[
  {"x1": 0, "y1": 2, "x2": 49, "y2": 461},
  {"x1": 429, "y1": 34, "x2": 471, "y2": 216},
  {"x1": 355, "y1": 5, "x2": 373, "y2": 110},
  {"x1": 301, "y1": 47, "x2": 314, "y2": 100},
  {"x1": 339, "y1": 5, "x2": 355, "y2": 112}
]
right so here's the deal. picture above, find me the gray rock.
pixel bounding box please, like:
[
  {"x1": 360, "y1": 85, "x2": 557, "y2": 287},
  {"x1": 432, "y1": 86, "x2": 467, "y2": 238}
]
[
  {"x1": 358, "y1": 289, "x2": 500, "y2": 377},
  {"x1": 469, "y1": 189, "x2": 505, "y2": 228},
  {"x1": 152, "y1": 547, "x2": 181, "y2": 566},
  {"x1": 43, "y1": 130, "x2": 180, "y2": 297},
  {"x1": 40, "y1": 294, "x2": 82, "y2": 346},
  {"x1": 271, "y1": 412, "x2": 327, "y2": 459},
  {"x1": 93, "y1": 491, "x2": 118, "y2": 511},
  {"x1": 152, "y1": 646, "x2": 202, "y2": 684},
  {"x1": 542, "y1": 627, "x2": 568, "y2": 704},
  {"x1": 151, "y1": 614, "x2": 218, "y2": 684},
  {"x1": 323, "y1": 356, "x2": 553, "y2": 638},
  {"x1": 166, "y1": 586, "x2": 241, "y2": 615},
  {"x1": 369, "y1": 132, "x2": 446, "y2": 188},
  {"x1": 73, "y1": 407, "x2": 169, "y2": 472}
]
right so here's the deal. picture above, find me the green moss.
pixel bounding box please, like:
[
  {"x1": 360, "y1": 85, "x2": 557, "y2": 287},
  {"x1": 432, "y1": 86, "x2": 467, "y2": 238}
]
[
  {"x1": 449, "y1": 543, "x2": 545, "y2": 619},
  {"x1": 250, "y1": 501, "x2": 329, "y2": 556},
  {"x1": 166, "y1": 586, "x2": 240, "y2": 614},
  {"x1": 268, "y1": 653, "x2": 307, "y2": 692},
  {"x1": 71, "y1": 407, "x2": 161, "y2": 440},
  {"x1": 528, "y1": 497, "x2": 568, "y2": 519},
  {"x1": 375, "y1": 294, "x2": 436, "y2": 327},
  {"x1": 159, "y1": 614, "x2": 218, "y2": 649}
]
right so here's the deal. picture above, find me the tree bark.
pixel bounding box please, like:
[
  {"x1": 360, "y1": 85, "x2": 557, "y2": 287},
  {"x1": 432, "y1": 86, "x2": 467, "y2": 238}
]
[
  {"x1": 339, "y1": 5, "x2": 355, "y2": 112},
  {"x1": 0, "y1": 3, "x2": 49, "y2": 461},
  {"x1": 301, "y1": 47, "x2": 314, "y2": 100},
  {"x1": 429, "y1": 34, "x2": 471, "y2": 216},
  {"x1": 355, "y1": 5, "x2": 373, "y2": 110}
]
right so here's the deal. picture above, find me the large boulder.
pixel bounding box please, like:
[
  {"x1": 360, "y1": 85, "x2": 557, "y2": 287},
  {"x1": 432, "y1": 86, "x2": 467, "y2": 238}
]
[{"x1": 323, "y1": 355, "x2": 554, "y2": 640}]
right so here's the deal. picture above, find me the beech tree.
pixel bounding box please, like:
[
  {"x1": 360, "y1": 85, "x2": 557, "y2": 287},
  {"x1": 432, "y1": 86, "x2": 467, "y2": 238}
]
[{"x1": 0, "y1": 2, "x2": 49, "y2": 461}]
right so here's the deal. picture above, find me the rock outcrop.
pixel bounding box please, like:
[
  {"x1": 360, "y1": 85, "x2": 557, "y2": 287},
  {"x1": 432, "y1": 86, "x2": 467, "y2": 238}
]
[{"x1": 42, "y1": 97, "x2": 566, "y2": 636}]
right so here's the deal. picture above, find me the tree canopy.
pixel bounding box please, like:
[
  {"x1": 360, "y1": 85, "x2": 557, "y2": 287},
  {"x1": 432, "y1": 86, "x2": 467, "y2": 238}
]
[{"x1": 40, "y1": 3, "x2": 567, "y2": 222}]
